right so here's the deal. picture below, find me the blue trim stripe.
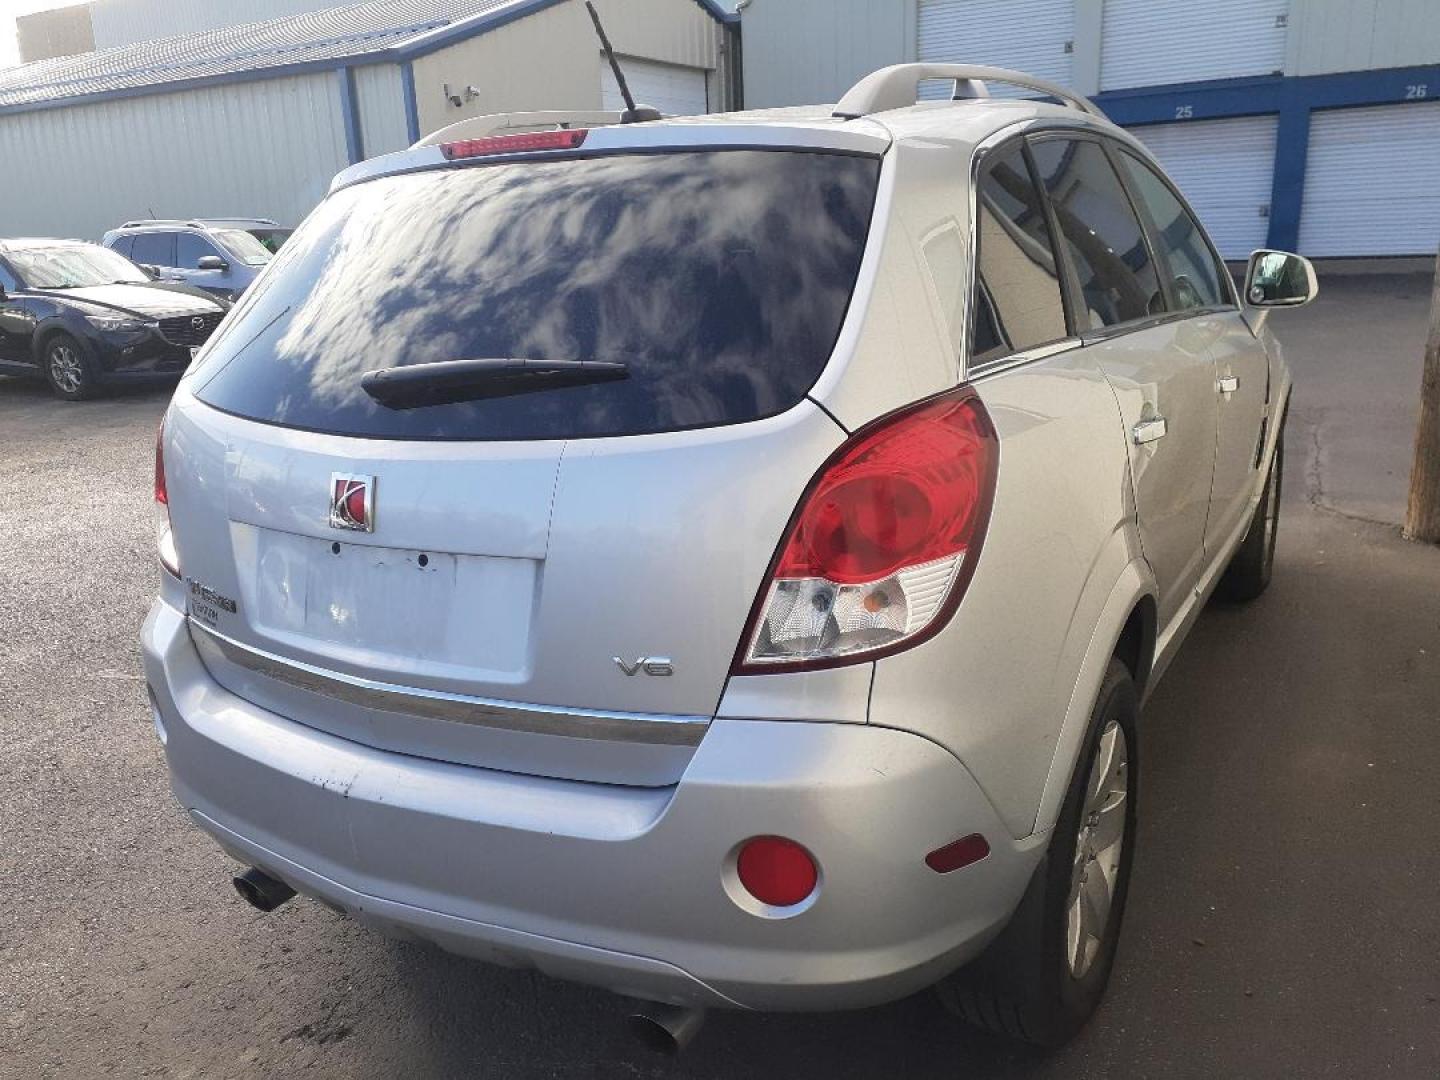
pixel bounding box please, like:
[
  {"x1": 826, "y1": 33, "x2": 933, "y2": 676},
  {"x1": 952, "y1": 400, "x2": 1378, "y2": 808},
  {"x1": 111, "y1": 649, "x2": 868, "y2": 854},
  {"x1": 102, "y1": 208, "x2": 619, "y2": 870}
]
[
  {"x1": 1266, "y1": 82, "x2": 1312, "y2": 251},
  {"x1": 337, "y1": 66, "x2": 363, "y2": 164},
  {"x1": 1093, "y1": 63, "x2": 1440, "y2": 251},
  {"x1": 400, "y1": 60, "x2": 421, "y2": 145}
]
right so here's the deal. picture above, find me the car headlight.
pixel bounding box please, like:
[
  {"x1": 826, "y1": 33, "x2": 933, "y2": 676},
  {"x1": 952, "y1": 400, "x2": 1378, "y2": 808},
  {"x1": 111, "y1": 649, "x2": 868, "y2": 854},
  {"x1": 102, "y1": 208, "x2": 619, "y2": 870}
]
[{"x1": 84, "y1": 314, "x2": 149, "y2": 332}]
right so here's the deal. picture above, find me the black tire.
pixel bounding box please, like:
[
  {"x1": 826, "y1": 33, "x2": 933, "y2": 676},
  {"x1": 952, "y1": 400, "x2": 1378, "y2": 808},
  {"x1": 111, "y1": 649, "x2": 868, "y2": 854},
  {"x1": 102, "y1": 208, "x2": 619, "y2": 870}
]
[
  {"x1": 42, "y1": 332, "x2": 102, "y2": 400},
  {"x1": 937, "y1": 658, "x2": 1138, "y2": 1048},
  {"x1": 1217, "y1": 422, "x2": 1284, "y2": 602}
]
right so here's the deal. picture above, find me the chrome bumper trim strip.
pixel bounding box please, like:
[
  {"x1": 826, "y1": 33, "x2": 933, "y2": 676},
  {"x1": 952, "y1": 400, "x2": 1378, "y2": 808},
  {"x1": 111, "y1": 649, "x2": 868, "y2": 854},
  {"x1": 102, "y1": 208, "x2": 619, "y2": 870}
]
[{"x1": 187, "y1": 620, "x2": 709, "y2": 747}]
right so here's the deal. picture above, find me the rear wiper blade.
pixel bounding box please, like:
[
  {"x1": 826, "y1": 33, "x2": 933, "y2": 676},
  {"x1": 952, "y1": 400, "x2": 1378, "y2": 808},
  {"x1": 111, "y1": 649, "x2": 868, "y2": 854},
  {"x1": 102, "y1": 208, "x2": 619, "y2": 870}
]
[{"x1": 361, "y1": 357, "x2": 629, "y2": 409}]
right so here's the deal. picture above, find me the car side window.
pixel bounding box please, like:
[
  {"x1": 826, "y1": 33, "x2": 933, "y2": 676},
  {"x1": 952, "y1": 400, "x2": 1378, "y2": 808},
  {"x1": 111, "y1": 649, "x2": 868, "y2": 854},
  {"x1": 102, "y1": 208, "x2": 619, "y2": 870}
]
[
  {"x1": 177, "y1": 233, "x2": 221, "y2": 268},
  {"x1": 0, "y1": 261, "x2": 17, "y2": 292},
  {"x1": 131, "y1": 231, "x2": 175, "y2": 267},
  {"x1": 109, "y1": 235, "x2": 134, "y2": 259},
  {"x1": 1117, "y1": 150, "x2": 1229, "y2": 311},
  {"x1": 971, "y1": 143, "x2": 1069, "y2": 365},
  {"x1": 1029, "y1": 138, "x2": 1166, "y2": 330}
]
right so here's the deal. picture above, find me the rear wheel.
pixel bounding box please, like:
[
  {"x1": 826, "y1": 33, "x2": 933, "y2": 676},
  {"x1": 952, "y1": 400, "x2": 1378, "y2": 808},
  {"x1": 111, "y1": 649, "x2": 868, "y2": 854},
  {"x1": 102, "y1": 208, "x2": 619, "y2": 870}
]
[
  {"x1": 1217, "y1": 422, "x2": 1284, "y2": 602},
  {"x1": 43, "y1": 333, "x2": 101, "y2": 400},
  {"x1": 937, "y1": 658, "x2": 1138, "y2": 1047}
]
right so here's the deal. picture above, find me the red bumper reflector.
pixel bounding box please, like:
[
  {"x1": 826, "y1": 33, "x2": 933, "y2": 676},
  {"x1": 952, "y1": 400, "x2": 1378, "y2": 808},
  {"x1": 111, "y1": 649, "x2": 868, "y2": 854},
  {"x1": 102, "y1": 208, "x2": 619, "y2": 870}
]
[
  {"x1": 736, "y1": 836, "x2": 818, "y2": 907},
  {"x1": 440, "y1": 128, "x2": 588, "y2": 160},
  {"x1": 925, "y1": 833, "x2": 990, "y2": 874}
]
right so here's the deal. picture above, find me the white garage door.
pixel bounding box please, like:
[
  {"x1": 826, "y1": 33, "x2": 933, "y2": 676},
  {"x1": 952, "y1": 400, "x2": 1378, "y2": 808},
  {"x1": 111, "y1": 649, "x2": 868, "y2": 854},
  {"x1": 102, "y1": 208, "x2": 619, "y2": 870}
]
[
  {"x1": 1128, "y1": 115, "x2": 1278, "y2": 259},
  {"x1": 1299, "y1": 101, "x2": 1440, "y2": 257},
  {"x1": 917, "y1": 0, "x2": 1073, "y2": 99},
  {"x1": 601, "y1": 57, "x2": 708, "y2": 116},
  {"x1": 1101, "y1": 0, "x2": 1288, "y2": 91}
]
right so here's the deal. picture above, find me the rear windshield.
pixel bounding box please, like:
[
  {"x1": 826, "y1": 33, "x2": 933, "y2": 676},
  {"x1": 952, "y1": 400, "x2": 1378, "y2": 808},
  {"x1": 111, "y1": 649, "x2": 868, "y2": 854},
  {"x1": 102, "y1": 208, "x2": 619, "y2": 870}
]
[{"x1": 193, "y1": 150, "x2": 879, "y2": 440}]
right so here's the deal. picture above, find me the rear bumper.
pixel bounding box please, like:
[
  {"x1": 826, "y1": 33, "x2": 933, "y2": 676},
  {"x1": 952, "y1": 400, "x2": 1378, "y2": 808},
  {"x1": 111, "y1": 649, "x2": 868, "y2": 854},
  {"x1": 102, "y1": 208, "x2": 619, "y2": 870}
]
[{"x1": 143, "y1": 598, "x2": 1044, "y2": 1011}]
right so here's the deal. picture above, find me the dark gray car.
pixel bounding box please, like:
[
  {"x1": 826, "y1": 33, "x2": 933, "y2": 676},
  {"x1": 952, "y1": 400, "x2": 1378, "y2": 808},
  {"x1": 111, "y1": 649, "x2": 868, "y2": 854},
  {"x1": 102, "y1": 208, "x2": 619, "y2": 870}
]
[{"x1": 101, "y1": 218, "x2": 292, "y2": 302}]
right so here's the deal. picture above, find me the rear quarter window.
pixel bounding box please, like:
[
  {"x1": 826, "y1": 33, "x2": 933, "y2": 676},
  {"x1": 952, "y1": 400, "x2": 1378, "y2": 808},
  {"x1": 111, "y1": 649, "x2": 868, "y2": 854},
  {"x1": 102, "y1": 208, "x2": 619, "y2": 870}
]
[{"x1": 193, "y1": 150, "x2": 880, "y2": 440}]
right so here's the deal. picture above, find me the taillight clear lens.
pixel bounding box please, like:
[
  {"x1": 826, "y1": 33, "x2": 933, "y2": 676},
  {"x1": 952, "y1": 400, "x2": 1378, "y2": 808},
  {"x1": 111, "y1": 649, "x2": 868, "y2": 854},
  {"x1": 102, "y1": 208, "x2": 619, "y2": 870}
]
[
  {"x1": 734, "y1": 387, "x2": 997, "y2": 673},
  {"x1": 155, "y1": 421, "x2": 180, "y2": 578}
]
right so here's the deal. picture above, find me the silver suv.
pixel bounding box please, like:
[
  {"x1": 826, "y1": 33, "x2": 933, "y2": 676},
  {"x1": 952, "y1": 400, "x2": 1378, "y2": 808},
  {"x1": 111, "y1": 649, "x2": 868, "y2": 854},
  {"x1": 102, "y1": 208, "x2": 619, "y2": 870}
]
[
  {"x1": 102, "y1": 218, "x2": 292, "y2": 302},
  {"x1": 141, "y1": 65, "x2": 1315, "y2": 1048}
]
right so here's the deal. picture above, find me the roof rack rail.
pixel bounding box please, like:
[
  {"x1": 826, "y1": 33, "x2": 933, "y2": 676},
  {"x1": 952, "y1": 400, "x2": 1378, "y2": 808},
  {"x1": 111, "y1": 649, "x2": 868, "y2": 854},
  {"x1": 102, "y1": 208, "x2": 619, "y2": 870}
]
[
  {"x1": 833, "y1": 64, "x2": 1105, "y2": 120},
  {"x1": 120, "y1": 218, "x2": 190, "y2": 228},
  {"x1": 413, "y1": 109, "x2": 641, "y2": 149}
]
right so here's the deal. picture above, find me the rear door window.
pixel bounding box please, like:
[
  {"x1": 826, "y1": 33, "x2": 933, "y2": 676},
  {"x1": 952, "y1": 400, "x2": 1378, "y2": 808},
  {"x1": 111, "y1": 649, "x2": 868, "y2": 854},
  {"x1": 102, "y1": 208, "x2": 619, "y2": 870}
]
[
  {"x1": 194, "y1": 150, "x2": 880, "y2": 441},
  {"x1": 971, "y1": 143, "x2": 1070, "y2": 365},
  {"x1": 130, "y1": 231, "x2": 175, "y2": 267},
  {"x1": 1029, "y1": 138, "x2": 1165, "y2": 330},
  {"x1": 1116, "y1": 150, "x2": 1231, "y2": 310}
]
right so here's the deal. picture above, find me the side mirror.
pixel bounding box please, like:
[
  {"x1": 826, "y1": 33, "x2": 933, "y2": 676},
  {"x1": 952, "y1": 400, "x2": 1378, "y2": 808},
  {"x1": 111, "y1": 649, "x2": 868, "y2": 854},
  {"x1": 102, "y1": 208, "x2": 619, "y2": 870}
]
[
  {"x1": 138, "y1": 263, "x2": 160, "y2": 279},
  {"x1": 197, "y1": 255, "x2": 228, "y2": 271},
  {"x1": 1244, "y1": 249, "x2": 1318, "y2": 308}
]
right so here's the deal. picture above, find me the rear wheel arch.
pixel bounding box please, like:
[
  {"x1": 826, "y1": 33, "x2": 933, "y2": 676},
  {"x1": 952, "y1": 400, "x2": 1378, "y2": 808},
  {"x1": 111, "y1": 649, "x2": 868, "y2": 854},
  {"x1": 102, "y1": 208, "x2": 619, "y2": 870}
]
[
  {"x1": 1113, "y1": 595, "x2": 1157, "y2": 699},
  {"x1": 1032, "y1": 562, "x2": 1156, "y2": 835}
]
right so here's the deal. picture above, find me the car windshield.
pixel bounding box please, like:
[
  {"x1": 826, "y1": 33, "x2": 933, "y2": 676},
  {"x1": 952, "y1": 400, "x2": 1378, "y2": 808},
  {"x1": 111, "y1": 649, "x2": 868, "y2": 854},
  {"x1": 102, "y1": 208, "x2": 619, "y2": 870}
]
[
  {"x1": 214, "y1": 229, "x2": 275, "y2": 266},
  {"x1": 193, "y1": 150, "x2": 880, "y2": 441},
  {"x1": 8, "y1": 243, "x2": 149, "y2": 288},
  {"x1": 246, "y1": 228, "x2": 293, "y2": 254}
]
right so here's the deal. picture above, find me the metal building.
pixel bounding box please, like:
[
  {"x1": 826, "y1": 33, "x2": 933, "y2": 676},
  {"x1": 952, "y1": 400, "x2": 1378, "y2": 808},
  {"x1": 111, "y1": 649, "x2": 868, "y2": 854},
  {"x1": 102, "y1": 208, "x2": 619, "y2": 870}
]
[
  {"x1": 0, "y1": 0, "x2": 736, "y2": 241},
  {"x1": 739, "y1": 0, "x2": 1440, "y2": 258}
]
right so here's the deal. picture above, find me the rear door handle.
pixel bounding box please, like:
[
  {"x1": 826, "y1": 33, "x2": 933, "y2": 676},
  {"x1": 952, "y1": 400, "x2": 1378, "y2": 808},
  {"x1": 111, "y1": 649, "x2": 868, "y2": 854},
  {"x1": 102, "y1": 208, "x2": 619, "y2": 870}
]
[
  {"x1": 1132, "y1": 417, "x2": 1168, "y2": 445},
  {"x1": 1217, "y1": 375, "x2": 1239, "y2": 394}
]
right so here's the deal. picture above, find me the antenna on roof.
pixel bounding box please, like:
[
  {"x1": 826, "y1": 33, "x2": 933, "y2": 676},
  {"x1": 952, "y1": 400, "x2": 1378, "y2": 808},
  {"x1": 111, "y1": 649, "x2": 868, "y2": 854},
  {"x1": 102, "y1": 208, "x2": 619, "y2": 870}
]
[{"x1": 584, "y1": 1, "x2": 660, "y2": 124}]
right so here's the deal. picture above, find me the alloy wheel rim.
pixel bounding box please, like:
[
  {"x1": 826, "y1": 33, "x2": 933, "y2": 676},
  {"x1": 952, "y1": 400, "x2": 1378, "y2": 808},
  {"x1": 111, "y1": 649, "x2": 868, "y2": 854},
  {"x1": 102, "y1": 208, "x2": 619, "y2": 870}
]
[
  {"x1": 49, "y1": 345, "x2": 82, "y2": 393},
  {"x1": 1066, "y1": 718, "x2": 1129, "y2": 979}
]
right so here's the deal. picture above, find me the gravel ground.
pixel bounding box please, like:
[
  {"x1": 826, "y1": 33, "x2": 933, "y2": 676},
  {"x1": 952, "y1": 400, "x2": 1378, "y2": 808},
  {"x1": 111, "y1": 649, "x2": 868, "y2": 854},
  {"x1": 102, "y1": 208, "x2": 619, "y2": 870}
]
[{"x1": 2, "y1": 278, "x2": 1438, "y2": 1078}]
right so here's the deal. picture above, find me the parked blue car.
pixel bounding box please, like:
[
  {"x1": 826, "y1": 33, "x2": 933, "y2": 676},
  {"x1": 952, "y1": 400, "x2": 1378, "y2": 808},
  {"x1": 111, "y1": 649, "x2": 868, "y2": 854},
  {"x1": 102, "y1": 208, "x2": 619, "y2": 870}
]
[{"x1": 101, "y1": 218, "x2": 292, "y2": 302}]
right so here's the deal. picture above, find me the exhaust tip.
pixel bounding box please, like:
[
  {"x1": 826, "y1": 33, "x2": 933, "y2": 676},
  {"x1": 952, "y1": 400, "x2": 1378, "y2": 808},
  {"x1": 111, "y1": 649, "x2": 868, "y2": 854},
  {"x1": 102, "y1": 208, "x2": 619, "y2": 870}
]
[
  {"x1": 233, "y1": 867, "x2": 297, "y2": 912},
  {"x1": 626, "y1": 1003, "x2": 705, "y2": 1056}
]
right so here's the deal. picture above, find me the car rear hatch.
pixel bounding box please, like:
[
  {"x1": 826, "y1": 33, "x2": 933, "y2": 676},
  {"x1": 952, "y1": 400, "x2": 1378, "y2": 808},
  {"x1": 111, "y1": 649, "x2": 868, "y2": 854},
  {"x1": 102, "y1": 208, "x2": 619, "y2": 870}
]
[{"x1": 165, "y1": 130, "x2": 886, "y2": 786}]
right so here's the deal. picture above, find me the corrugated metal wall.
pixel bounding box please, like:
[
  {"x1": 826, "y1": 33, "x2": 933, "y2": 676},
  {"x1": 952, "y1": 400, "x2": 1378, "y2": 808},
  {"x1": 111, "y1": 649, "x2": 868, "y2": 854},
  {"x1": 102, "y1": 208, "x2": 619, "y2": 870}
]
[
  {"x1": 353, "y1": 62, "x2": 412, "y2": 158},
  {"x1": 918, "y1": 0, "x2": 1074, "y2": 97},
  {"x1": 89, "y1": 0, "x2": 346, "y2": 50},
  {"x1": 1129, "y1": 116, "x2": 1278, "y2": 259},
  {"x1": 1285, "y1": 0, "x2": 1440, "y2": 78},
  {"x1": 413, "y1": 0, "x2": 727, "y2": 137},
  {"x1": 1299, "y1": 101, "x2": 1440, "y2": 255},
  {"x1": 0, "y1": 72, "x2": 349, "y2": 240},
  {"x1": 1100, "y1": 0, "x2": 1287, "y2": 90},
  {"x1": 740, "y1": 0, "x2": 912, "y2": 109}
]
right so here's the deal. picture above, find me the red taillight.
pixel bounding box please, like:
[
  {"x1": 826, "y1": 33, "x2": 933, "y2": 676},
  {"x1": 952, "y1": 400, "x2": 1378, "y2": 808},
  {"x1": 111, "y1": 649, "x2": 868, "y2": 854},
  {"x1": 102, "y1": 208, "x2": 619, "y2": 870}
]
[
  {"x1": 735, "y1": 836, "x2": 818, "y2": 908},
  {"x1": 154, "y1": 423, "x2": 168, "y2": 505},
  {"x1": 155, "y1": 420, "x2": 179, "y2": 578},
  {"x1": 733, "y1": 386, "x2": 998, "y2": 673},
  {"x1": 924, "y1": 833, "x2": 991, "y2": 874},
  {"x1": 440, "y1": 128, "x2": 588, "y2": 160}
]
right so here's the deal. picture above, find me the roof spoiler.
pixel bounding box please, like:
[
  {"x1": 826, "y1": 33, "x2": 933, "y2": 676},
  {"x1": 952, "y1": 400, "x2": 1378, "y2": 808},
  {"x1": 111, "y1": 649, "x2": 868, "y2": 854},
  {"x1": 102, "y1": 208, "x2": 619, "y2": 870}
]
[
  {"x1": 412, "y1": 109, "x2": 651, "y2": 149},
  {"x1": 833, "y1": 64, "x2": 1105, "y2": 120}
]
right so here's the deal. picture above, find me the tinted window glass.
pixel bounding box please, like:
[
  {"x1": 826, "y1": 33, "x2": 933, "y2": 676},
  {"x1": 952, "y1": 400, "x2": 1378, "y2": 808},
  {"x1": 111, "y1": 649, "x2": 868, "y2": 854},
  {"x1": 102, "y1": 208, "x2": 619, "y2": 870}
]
[
  {"x1": 1030, "y1": 139, "x2": 1165, "y2": 329},
  {"x1": 1118, "y1": 151, "x2": 1228, "y2": 310},
  {"x1": 130, "y1": 231, "x2": 175, "y2": 267},
  {"x1": 247, "y1": 227, "x2": 292, "y2": 253},
  {"x1": 177, "y1": 232, "x2": 220, "y2": 268},
  {"x1": 109, "y1": 235, "x2": 134, "y2": 259},
  {"x1": 0, "y1": 261, "x2": 17, "y2": 292},
  {"x1": 971, "y1": 144, "x2": 1068, "y2": 364},
  {"x1": 195, "y1": 151, "x2": 879, "y2": 441}
]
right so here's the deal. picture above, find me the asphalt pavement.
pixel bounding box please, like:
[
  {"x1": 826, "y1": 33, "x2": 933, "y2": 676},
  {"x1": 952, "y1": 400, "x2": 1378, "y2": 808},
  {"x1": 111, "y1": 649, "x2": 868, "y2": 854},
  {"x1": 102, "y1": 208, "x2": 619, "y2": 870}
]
[{"x1": 1, "y1": 274, "x2": 1438, "y2": 1078}]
